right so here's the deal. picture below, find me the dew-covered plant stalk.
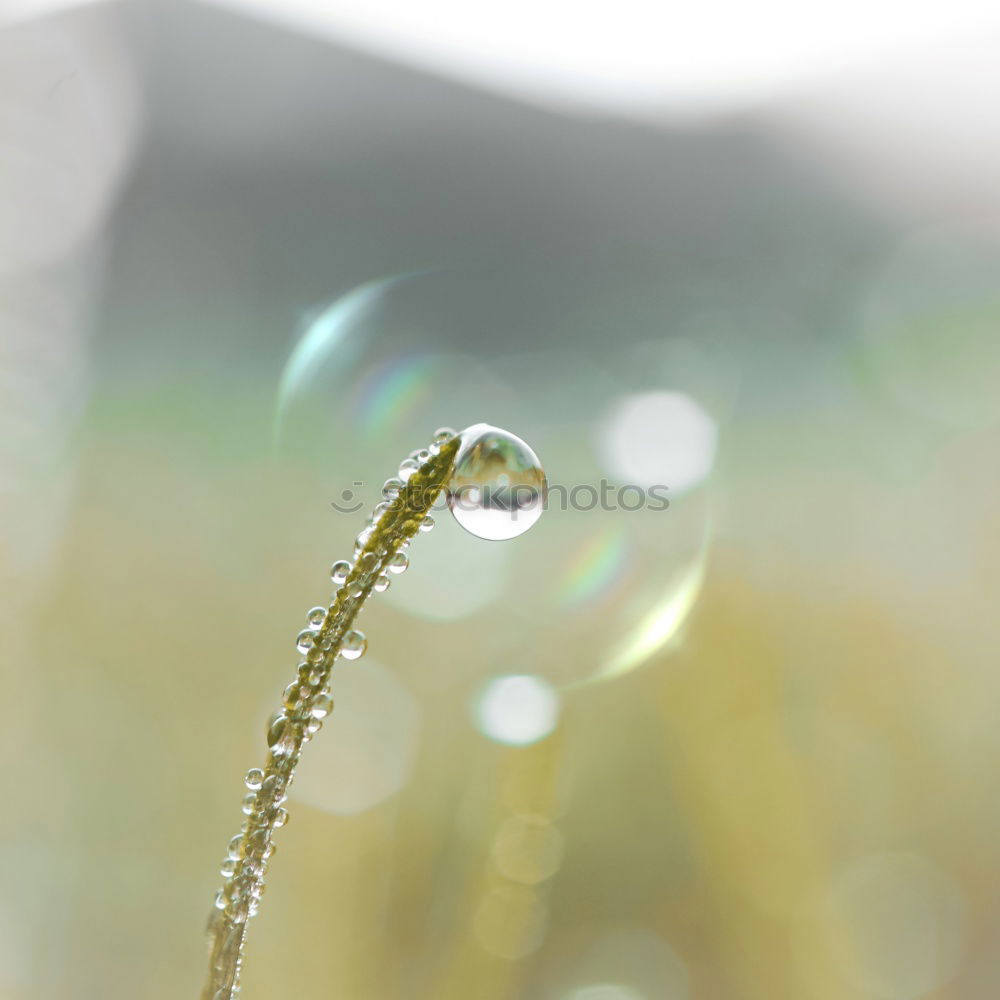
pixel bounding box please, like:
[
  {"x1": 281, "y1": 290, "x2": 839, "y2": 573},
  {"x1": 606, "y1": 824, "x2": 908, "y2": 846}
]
[{"x1": 201, "y1": 429, "x2": 461, "y2": 1000}]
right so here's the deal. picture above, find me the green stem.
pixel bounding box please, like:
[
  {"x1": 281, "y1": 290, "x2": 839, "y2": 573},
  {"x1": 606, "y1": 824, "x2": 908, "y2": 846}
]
[{"x1": 201, "y1": 433, "x2": 460, "y2": 1000}]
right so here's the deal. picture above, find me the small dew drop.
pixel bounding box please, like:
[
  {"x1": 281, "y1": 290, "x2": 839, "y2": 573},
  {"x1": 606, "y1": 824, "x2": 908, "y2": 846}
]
[
  {"x1": 283, "y1": 682, "x2": 302, "y2": 710},
  {"x1": 419, "y1": 514, "x2": 435, "y2": 533},
  {"x1": 260, "y1": 774, "x2": 286, "y2": 806},
  {"x1": 383, "y1": 478, "x2": 403, "y2": 500},
  {"x1": 220, "y1": 858, "x2": 237, "y2": 878},
  {"x1": 274, "y1": 808, "x2": 289, "y2": 828},
  {"x1": 227, "y1": 835, "x2": 244, "y2": 859},
  {"x1": 310, "y1": 694, "x2": 333, "y2": 719},
  {"x1": 241, "y1": 794, "x2": 257, "y2": 816},
  {"x1": 267, "y1": 713, "x2": 294, "y2": 754},
  {"x1": 434, "y1": 427, "x2": 457, "y2": 444},
  {"x1": 245, "y1": 769, "x2": 264, "y2": 791},
  {"x1": 355, "y1": 527, "x2": 374, "y2": 551},
  {"x1": 306, "y1": 607, "x2": 327, "y2": 629},
  {"x1": 341, "y1": 629, "x2": 367, "y2": 660},
  {"x1": 374, "y1": 573, "x2": 391, "y2": 592},
  {"x1": 447, "y1": 424, "x2": 546, "y2": 541},
  {"x1": 330, "y1": 560, "x2": 352, "y2": 585},
  {"x1": 296, "y1": 629, "x2": 319, "y2": 654},
  {"x1": 387, "y1": 551, "x2": 409, "y2": 575}
]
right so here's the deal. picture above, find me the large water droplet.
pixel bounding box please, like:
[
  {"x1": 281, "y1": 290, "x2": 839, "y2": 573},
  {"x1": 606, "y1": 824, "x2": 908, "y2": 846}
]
[{"x1": 447, "y1": 424, "x2": 546, "y2": 540}]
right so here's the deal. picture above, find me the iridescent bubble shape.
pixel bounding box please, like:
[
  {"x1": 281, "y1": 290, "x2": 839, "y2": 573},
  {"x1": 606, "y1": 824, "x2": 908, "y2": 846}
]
[
  {"x1": 270, "y1": 269, "x2": 726, "y2": 690},
  {"x1": 448, "y1": 423, "x2": 546, "y2": 540}
]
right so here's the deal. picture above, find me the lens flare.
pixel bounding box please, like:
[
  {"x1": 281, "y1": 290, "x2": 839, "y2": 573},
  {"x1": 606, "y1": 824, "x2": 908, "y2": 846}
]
[
  {"x1": 558, "y1": 525, "x2": 632, "y2": 608},
  {"x1": 596, "y1": 554, "x2": 706, "y2": 684},
  {"x1": 576, "y1": 513, "x2": 712, "y2": 689},
  {"x1": 272, "y1": 272, "x2": 431, "y2": 450},
  {"x1": 354, "y1": 353, "x2": 438, "y2": 439}
]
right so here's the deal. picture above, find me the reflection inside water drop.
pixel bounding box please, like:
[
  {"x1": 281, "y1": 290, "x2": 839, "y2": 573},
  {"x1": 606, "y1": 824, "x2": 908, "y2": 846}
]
[{"x1": 448, "y1": 423, "x2": 546, "y2": 540}]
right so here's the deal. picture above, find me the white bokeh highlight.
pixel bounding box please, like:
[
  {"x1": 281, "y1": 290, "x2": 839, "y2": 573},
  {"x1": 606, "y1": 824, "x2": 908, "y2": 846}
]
[
  {"x1": 598, "y1": 391, "x2": 718, "y2": 495},
  {"x1": 473, "y1": 674, "x2": 560, "y2": 746},
  {"x1": 824, "y1": 852, "x2": 967, "y2": 999},
  {"x1": 562, "y1": 928, "x2": 691, "y2": 1000}
]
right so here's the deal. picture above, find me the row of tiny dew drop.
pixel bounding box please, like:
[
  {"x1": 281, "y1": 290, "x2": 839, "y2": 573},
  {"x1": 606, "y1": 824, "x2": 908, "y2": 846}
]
[{"x1": 202, "y1": 428, "x2": 460, "y2": 1000}]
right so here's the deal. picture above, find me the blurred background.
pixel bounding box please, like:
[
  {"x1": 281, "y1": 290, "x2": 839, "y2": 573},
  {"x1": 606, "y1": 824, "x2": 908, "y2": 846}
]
[{"x1": 4, "y1": 0, "x2": 1000, "y2": 997}]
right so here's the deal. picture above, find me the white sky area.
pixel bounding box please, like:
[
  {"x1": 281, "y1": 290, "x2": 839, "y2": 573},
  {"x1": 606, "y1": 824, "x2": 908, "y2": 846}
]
[{"x1": 7, "y1": 0, "x2": 1000, "y2": 116}]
